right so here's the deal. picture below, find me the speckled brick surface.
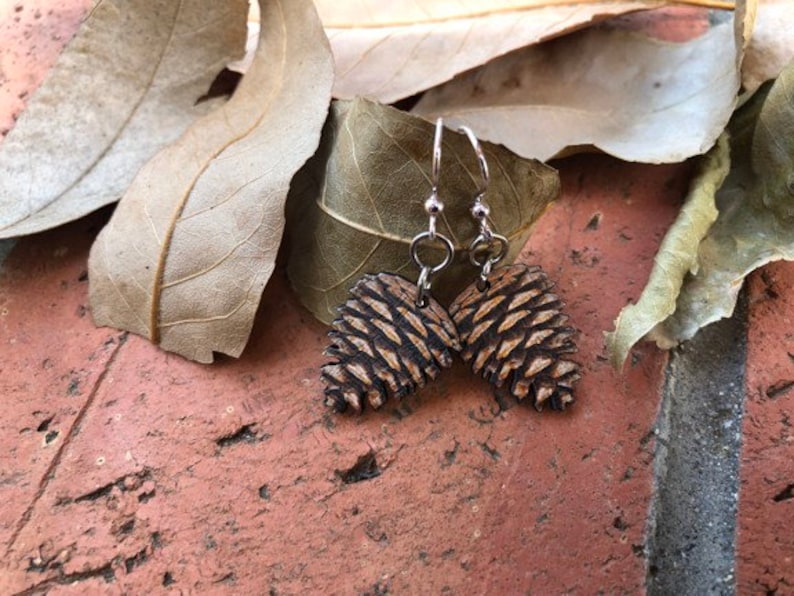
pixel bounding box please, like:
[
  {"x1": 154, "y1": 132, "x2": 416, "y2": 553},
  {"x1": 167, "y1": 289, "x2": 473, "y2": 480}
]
[
  {"x1": 738, "y1": 262, "x2": 794, "y2": 594},
  {"x1": 0, "y1": 154, "x2": 682, "y2": 592}
]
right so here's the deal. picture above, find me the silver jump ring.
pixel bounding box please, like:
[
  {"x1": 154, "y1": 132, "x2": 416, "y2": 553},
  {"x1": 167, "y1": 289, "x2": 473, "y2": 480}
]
[
  {"x1": 469, "y1": 233, "x2": 508, "y2": 269},
  {"x1": 416, "y1": 266, "x2": 431, "y2": 308},
  {"x1": 410, "y1": 231, "x2": 454, "y2": 275}
]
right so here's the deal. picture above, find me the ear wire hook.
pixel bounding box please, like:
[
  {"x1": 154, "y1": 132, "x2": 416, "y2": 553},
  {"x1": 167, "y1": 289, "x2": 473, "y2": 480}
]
[
  {"x1": 457, "y1": 125, "x2": 489, "y2": 199},
  {"x1": 425, "y1": 118, "x2": 444, "y2": 239},
  {"x1": 458, "y1": 125, "x2": 508, "y2": 291},
  {"x1": 431, "y1": 117, "x2": 443, "y2": 195}
]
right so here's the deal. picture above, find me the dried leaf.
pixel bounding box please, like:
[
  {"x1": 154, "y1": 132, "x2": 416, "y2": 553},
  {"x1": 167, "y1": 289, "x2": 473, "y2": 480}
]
[
  {"x1": 0, "y1": 0, "x2": 248, "y2": 239},
  {"x1": 605, "y1": 135, "x2": 730, "y2": 369},
  {"x1": 88, "y1": 0, "x2": 334, "y2": 363},
  {"x1": 413, "y1": 19, "x2": 741, "y2": 163},
  {"x1": 609, "y1": 57, "x2": 794, "y2": 360},
  {"x1": 735, "y1": 0, "x2": 758, "y2": 56},
  {"x1": 286, "y1": 98, "x2": 560, "y2": 325},
  {"x1": 316, "y1": 0, "x2": 680, "y2": 103},
  {"x1": 743, "y1": 0, "x2": 794, "y2": 92}
]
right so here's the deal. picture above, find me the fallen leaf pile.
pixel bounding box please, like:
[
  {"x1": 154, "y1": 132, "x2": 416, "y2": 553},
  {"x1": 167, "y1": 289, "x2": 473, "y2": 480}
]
[{"x1": 1, "y1": 0, "x2": 793, "y2": 366}]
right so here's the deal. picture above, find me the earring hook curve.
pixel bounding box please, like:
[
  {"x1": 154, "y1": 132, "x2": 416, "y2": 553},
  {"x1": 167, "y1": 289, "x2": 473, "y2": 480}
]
[{"x1": 457, "y1": 125, "x2": 489, "y2": 198}]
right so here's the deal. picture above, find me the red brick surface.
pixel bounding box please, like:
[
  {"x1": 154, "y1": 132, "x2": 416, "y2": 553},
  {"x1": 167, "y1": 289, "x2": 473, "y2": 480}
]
[
  {"x1": 0, "y1": 156, "x2": 682, "y2": 593},
  {"x1": 739, "y1": 262, "x2": 794, "y2": 594}
]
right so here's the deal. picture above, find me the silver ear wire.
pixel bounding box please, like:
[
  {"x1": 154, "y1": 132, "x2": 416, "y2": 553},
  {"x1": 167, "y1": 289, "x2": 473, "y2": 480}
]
[
  {"x1": 457, "y1": 125, "x2": 489, "y2": 200},
  {"x1": 431, "y1": 117, "x2": 443, "y2": 195},
  {"x1": 409, "y1": 118, "x2": 454, "y2": 307},
  {"x1": 458, "y1": 125, "x2": 508, "y2": 291}
]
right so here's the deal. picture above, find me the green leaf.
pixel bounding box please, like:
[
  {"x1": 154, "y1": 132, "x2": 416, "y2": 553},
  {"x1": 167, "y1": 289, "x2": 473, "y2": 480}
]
[
  {"x1": 752, "y1": 67, "x2": 794, "y2": 218},
  {"x1": 286, "y1": 98, "x2": 560, "y2": 324},
  {"x1": 605, "y1": 134, "x2": 730, "y2": 369},
  {"x1": 648, "y1": 71, "x2": 792, "y2": 346},
  {"x1": 608, "y1": 58, "x2": 794, "y2": 365}
]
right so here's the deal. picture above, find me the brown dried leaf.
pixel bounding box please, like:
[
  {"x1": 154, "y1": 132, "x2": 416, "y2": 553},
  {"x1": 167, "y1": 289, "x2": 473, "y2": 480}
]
[
  {"x1": 0, "y1": 0, "x2": 248, "y2": 238},
  {"x1": 316, "y1": 0, "x2": 678, "y2": 103},
  {"x1": 414, "y1": 16, "x2": 741, "y2": 163},
  {"x1": 286, "y1": 98, "x2": 560, "y2": 324},
  {"x1": 88, "y1": 0, "x2": 334, "y2": 363}
]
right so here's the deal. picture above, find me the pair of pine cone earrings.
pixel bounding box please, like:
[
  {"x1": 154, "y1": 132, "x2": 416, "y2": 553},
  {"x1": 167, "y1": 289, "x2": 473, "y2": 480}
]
[{"x1": 321, "y1": 119, "x2": 581, "y2": 414}]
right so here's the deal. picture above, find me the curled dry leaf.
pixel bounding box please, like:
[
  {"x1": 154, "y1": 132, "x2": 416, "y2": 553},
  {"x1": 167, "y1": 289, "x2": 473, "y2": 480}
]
[
  {"x1": 316, "y1": 0, "x2": 676, "y2": 103},
  {"x1": 742, "y1": 0, "x2": 794, "y2": 92},
  {"x1": 734, "y1": 0, "x2": 758, "y2": 57},
  {"x1": 609, "y1": 57, "x2": 794, "y2": 362},
  {"x1": 0, "y1": 0, "x2": 248, "y2": 239},
  {"x1": 88, "y1": 0, "x2": 334, "y2": 363},
  {"x1": 414, "y1": 18, "x2": 741, "y2": 163},
  {"x1": 605, "y1": 135, "x2": 730, "y2": 369},
  {"x1": 286, "y1": 98, "x2": 560, "y2": 325}
]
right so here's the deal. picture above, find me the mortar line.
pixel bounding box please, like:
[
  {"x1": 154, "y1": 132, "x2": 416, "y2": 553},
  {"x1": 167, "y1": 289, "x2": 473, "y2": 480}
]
[
  {"x1": 646, "y1": 290, "x2": 748, "y2": 595},
  {"x1": 4, "y1": 334, "x2": 127, "y2": 558}
]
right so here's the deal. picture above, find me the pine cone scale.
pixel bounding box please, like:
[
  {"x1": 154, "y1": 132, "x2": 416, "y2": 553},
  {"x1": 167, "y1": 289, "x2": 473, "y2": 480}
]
[
  {"x1": 358, "y1": 292, "x2": 394, "y2": 321},
  {"x1": 345, "y1": 334, "x2": 376, "y2": 358},
  {"x1": 531, "y1": 310, "x2": 557, "y2": 326},
  {"x1": 405, "y1": 331, "x2": 432, "y2": 361},
  {"x1": 396, "y1": 307, "x2": 428, "y2": 338},
  {"x1": 525, "y1": 328, "x2": 555, "y2": 348},
  {"x1": 373, "y1": 342, "x2": 401, "y2": 373},
  {"x1": 497, "y1": 310, "x2": 528, "y2": 334},
  {"x1": 507, "y1": 287, "x2": 543, "y2": 310},
  {"x1": 426, "y1": 322, "x2": 461, "y2": 357},
  {"x1": 346, "y1": 361, "x2": 374, "y2": 385},
  {"x1": 526, "y1": 354, "x2": 554, "y2": 377},
  {"x1": 450, "y1": 264, "x2": 581, "y2": 411},
  {"x1": 471, "y1": 342, "x2": 497, "y2": 371},
  {"x1": 467, "y1": 319, "x2": 496, "y2": 345},
  {"x1": 372, "y1": 318, "x2": 402, "y2": 345},
  {"x1": 496, "y1": 335, "x2": 524, "y2": 360},
  {"x1": 322, "y1": 273, "x2": 460, "y2": 413},
  {"x1": 342, "y1": 313, "x2": 371, "y2": 336},
  {"x1": 472, "y1": 294, "x2": 509, "y2": 323}
]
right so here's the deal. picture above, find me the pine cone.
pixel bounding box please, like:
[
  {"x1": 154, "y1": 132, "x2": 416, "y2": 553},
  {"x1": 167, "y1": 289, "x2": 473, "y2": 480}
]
[
  {"x1": 322, "y1": 272, "x2": 461, "y2": 413},
  {"x1": 449, "y1": 264, "x2": 580, "y2": 411}
]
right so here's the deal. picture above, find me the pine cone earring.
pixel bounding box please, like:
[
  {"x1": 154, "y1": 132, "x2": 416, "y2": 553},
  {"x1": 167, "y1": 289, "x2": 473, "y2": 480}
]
[
  {"x1": 321, "y1": 119, "x2": 460, "y2": 414},
  {"x1": 449, "y1": 127, "x2": 581, "y2": 411}
]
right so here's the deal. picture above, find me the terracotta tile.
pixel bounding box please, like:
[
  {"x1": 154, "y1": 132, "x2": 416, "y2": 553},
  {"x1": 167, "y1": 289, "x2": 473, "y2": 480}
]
[
  {"x1": 0, "y1": 153, "x2": 683, "y2": 592},
  {"x1": 738, "y1": 262, "x2": 794, "y2": 594},
  {"x1": 0, "y1": 215, "x2": 122, "y2": 555}
]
